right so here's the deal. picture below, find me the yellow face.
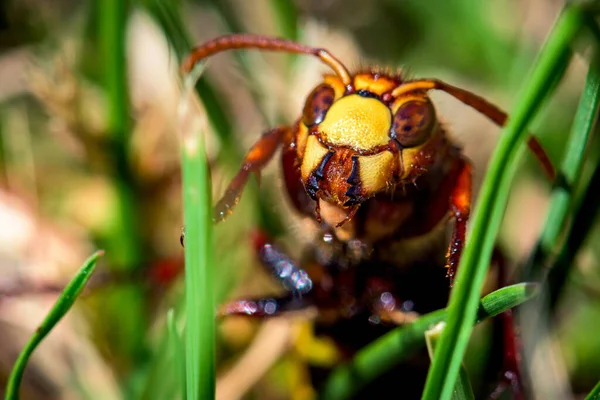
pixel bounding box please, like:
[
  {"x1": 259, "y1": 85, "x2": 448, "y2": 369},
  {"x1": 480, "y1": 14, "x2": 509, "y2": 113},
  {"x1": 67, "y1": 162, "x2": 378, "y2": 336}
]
[
  {"x1": 318, "y1": 95, "x2": 392, "y2": 151},
  {"x1": 297, "y1": 72, "x2": 439, "y2": 218}
]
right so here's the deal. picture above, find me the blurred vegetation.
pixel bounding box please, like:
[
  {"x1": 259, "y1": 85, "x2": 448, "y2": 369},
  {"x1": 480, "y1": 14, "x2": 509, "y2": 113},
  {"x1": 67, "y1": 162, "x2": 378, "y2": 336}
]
[{"x1": 0, "y1": 0, "x2": 599, "y2": 399}]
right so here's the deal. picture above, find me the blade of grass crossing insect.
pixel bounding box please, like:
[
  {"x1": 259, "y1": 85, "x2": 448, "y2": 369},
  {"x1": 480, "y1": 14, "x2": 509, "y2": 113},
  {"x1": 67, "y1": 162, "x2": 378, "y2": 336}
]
[
  {"x1": 421, "y1": 6, "x2": 584, "y2": 400},
  {"x1": 181, "y1": 68, "x2": 215, "y2": 400},
  {"x1": 319, "y1": 283, "x2": 538, "y2": 400},
  {"x1": 144, "y1": 0, "x2": 266, "y2": 317},
  {"x1": 5, "y1": 251, "x2": 104, "y2": 400},
  {"x1": 144, "y1": 0, "x2": 286, "y2": 241},
  {"x1": 525, "y1": 53, "x2": 600, "y2": 280}
]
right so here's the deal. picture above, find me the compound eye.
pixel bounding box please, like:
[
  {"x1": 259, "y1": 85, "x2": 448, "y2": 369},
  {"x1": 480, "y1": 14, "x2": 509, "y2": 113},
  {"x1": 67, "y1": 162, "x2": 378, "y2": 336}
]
[
  {"x1": 391, "y1": 100, "x2": 435, "y2": 147},
  {"x1": 302, "y1": 84, "x2": 336, "y2": 127}
]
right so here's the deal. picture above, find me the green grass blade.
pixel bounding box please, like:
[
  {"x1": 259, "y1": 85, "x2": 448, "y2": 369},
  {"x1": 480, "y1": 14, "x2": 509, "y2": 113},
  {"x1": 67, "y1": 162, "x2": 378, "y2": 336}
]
[
  {"x1": 167, "y1": 308, "x2": 186, "y2": 398},
  {"x1": 269, "y1": 0, "x2": 299, "y2": 42},
  {"x1": 548, "y1": 141, "x2": 600, "y2": 308},
  {"x1": 425, "y1": 323, "x2": 475, "y2": 400},
  {"x1": 586, "y1": 17, "x2": 600, "y2": 47},
  {"x1": 98, "y1": 0, "x2": 148, "y2": 367},
  {"x1": 207, "y1": 0, "x2": 290, "y2": 125},
  {"x1": 4, "y1": 251, "x2": 104, "y2": 400},
  {"x1": 144, "y1": 0, "x2": 285, "y2": 238},
  {"x1": 586, "y1": 379, "x2": 600, "y2": 400},
  {"x1": 139, "y1": 335, "x2": 169, "y2": 400},
  {"x1": 525, "y1": 53, "x2": 600, "y2": 280},
  {"x1": 476, "y1": 284, "x2": 539, "y2": 320},
  {"x1": 319, "y1": 283, "x2": 538, "y2": 400},
  {"x1": 142, "y1": 0, "x2": 240, "y2": 163},
  {"x1": 542, "y1": 56, "x2": 600, "y2": 309},
  {"x1": 139, "y1": 299, "x2": 186, "y2": 400},
  {"x1": 421, "y1": 6, "x2": 583, "y2": 400},
  {"x1": 454, "y1": 362, "x2": 475, "y2": 400},
  {"x1": 100, "y1": 0, "x2": 143, "y2": 269},
  {"x1": 100, "y1": 0, "x2": 128, "y2": 145},
  {"x1": 180, "y1": 67, "x2": 215, "y2": 400},
  {"x1": 269, "y1": 0, "x2": 299, "y2": 78}
]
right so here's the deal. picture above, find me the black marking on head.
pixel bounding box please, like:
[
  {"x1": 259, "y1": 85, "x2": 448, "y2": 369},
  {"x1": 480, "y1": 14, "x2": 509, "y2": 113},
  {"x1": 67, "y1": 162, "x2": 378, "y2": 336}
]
[
  {"x1": 344, "y1": 155, "x2": 363, "y2": 206},
  {"x1": 356, "y1": 89, "x2": 380, "y2": 99},
  {"x1": 346, "y1": 155, "x2": 360, "y2": 185},
  {"x1": 306, "y1": 151, "x2": 334, "y2": 200}
]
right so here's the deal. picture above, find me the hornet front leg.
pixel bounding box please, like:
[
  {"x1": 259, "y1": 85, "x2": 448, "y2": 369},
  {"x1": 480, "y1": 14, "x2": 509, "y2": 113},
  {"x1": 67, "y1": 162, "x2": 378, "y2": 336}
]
[
  {"x1": 446, "y1": 158, "x2": 472, "y2": 286},
  {"x1": 214, "y1": 125, "x2": 290, "y2": 222}
]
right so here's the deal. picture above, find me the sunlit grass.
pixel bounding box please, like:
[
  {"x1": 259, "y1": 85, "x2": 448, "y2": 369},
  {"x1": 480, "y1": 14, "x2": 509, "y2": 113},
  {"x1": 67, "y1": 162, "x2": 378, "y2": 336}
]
[
  {"x1": 524, "y1": 52, "x2": 600, "y2": 284},
  {"x1": 180, "y1": 64, "x2": 215, "y2": 399},
  {"x1": 3, "y1": 1, "x2": 600, "y2": 399},
  {"x1": 422, "y1": 6, "x2": 588, "y2": 399}
]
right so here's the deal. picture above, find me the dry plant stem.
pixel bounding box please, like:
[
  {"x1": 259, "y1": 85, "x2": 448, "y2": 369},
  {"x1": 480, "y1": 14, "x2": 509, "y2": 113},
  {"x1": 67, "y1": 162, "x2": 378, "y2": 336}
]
[{"x1": 216, "y1": 318, "x2": 294, "y2": 400}]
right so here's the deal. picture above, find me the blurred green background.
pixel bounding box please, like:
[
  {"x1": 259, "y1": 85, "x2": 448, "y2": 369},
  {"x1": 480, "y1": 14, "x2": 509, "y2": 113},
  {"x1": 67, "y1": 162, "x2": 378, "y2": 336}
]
[{"x1": 0, "y1": 0, "x2": 598, "y2": 398}]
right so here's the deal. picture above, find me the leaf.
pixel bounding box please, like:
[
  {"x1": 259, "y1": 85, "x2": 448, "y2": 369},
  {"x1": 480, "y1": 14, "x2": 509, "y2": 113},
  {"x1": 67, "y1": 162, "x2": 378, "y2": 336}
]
[
  {"x1": 5, "y1": 251, "x2": 104, "y2": 400},
  {"x1": 180, "y1": 63, "x2": 215, "y2": 400},
  {"x1": 421, "y1": 6, "x2": 584, "y2": 400}
]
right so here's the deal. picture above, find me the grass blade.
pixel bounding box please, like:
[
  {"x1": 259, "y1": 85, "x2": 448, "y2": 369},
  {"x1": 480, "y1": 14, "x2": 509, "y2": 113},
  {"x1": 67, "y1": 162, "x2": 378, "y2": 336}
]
[
  {"x1": 548, "y1": 141, "x2": 600, "y2": 308},
  {"x1": 586, "y1": 379, "x2": 600, "y2": 400},
  {"x1": 421, "y1": 6, "x2": 583, "y2": 400},
  {"x1": 269, "y1": 0, "x2": 299, "y2": 42},
  {"x1": 100, "y1": 0, "x2": 143, "y2": 269},
  {"x1": 544, "y1": 54, "x2": 600, "y2": 308},
  {"x1": 142, "y1": 0, "x2": 240, "y2": 163},
  {"x1": 100, "y1": 0, "x2": 128, "y2": 145},
  {"x1": 425, "y1": 323, "x2": 475, "y2": 400},
  {"x1": 167, "y1": 308, "x2": 186, "y2": 398},
  {"x1": 319, "y1": 283, "x2": 538, "y2": 400},
  {"x1": 98, "y1": 0, "x2": 149, "y2": 368},
  {"x1": 144, "y1": 0, "x2": 286, "y2": 239},
  {"x1": 4, "y1": 251, "x2": 104, "y2": 400},
  {"x1": 180, "y1": 64, "x2": 215, "y2": 400},
  {"x1": 524, "y1": 53, "x2": 600, "y2": 281},
  {"x1": 138, "y1": 299, "x2": 186, "y2": 400}
]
